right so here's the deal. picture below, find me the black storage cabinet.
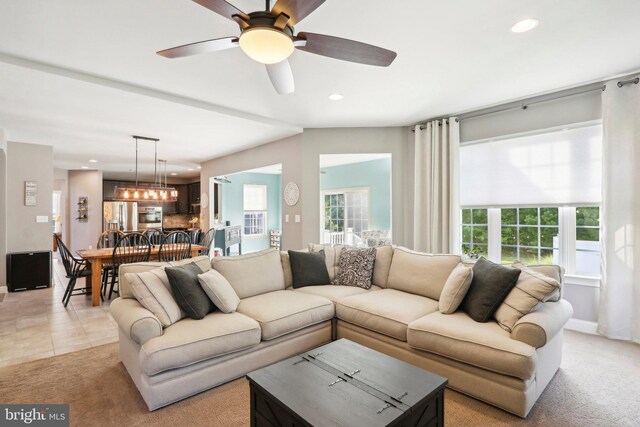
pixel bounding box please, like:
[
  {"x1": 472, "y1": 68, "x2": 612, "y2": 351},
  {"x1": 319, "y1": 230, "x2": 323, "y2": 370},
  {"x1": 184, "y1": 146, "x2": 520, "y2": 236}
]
[{"x1": 7, "y1": 251, "x2": 52, "y2": 292}]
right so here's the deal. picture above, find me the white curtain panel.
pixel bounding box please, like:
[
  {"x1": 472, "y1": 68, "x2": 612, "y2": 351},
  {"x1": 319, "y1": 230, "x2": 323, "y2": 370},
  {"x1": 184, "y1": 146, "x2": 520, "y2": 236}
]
[
  {"x1": 413, "y1": 118, "x2": 460, "y2": 253},
  {"x1": 599, "y1": 75, "x2": 640, "y2": 343}
]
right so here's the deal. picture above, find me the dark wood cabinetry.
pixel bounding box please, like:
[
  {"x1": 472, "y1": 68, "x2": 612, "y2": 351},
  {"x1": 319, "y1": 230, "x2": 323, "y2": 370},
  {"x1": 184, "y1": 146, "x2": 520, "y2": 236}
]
[{"x1": 104, "y1": 180, "x2": 201, "y2": 215}]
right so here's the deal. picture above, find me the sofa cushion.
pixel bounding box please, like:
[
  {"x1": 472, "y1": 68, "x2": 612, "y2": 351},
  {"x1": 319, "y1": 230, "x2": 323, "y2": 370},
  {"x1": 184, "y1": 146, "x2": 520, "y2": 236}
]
[
  {"x1": 372, "y1": 245, "x2": 393, "y2": 288},
  {"x1": 237, "y1": 290, "x2": 334, "y2": 340},
  {"x1": 198, "y1": 269, "x2": 241, "y2": 313},
  {"x1": 169, "y1": 255, "x2": 212, "y2": 273},
  {"x1": 126, "y1": 268, "x2": 184, "y2": 327},
  {"x1": 386, "y1": 247, "x2": 461, "y2": 300},
  {"x1": 494, "y1": 262, "x2": 561, "y2": 332},
  {"x1": 212, "y1": 248, "x2": 285, "y2": 299},
  {"x1": 120, "y1": 261, "x2": 170, "y2": 299},
  {"x1": 333, "y1": 247, "x2": 377, "y2": 289},
  {"x1": 288, "y1": 250, "x2": 331, "y2": 288},
  {"x1": 438, "y1": 263, "x2": 474, "y2": 314},
  {"x1": 140, "y1": 312, "x2": 261, "y2": 376},
  {"x1": 518, "y1": 263, "x2": 563, "y2": 302},
  {"x1": 293, "y1": 285, "x2": 382, "y2": 303},
  {"x1": 336, "y1": 289, "x2": 438, "y2": 341},
  {"x1": 461, "y1": 257, "x2": 521, "y2": 323},
  {"x1": 407, "y1": 311, "x2": 536, "y2": 380},
  {"x1": 308, "y1": 243, "x2": 344, "y2": 281}
]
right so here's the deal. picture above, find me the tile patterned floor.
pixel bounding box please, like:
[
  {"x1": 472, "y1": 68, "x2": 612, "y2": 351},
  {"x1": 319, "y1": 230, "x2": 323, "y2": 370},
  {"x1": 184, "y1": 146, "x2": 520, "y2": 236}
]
[{"x1": 0, "y1": 259, "x2": 118, "y2": 367}]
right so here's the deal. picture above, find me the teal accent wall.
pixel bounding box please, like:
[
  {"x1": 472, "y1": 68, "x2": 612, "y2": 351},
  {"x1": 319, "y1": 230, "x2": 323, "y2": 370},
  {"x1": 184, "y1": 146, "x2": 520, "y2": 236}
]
[
  {"x1": 222, "y1": 172, "x2": 282, "y2": 253},
  {"x1": 320, "y1": 158, "x2": 391, "y2": 231}
]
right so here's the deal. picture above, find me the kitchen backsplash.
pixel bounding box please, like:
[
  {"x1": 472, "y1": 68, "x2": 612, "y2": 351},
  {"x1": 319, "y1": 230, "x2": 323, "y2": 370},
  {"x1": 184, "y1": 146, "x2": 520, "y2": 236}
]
[{"x1": 163, "y1": 214, "x2": 194, "y2": 229}]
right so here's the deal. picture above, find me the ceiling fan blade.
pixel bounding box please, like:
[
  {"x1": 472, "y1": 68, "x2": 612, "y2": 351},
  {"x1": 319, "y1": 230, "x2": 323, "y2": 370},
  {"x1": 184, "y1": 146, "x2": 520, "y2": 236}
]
[
  {"x1": 297, "y1": 32, "x2": 397, "y2": 67},
  {"x1": 192, "y1": 0, "x2": 249, "y2": 21},
  {"x1": 157, "y1": 36, "x2": 239, "y2": 58},
  {"x1": 271, "y1": 0, "x2": 326, "y2": 26},
  {"x1": 266, "y1": 60, "x2": 295, "y2": 95}
]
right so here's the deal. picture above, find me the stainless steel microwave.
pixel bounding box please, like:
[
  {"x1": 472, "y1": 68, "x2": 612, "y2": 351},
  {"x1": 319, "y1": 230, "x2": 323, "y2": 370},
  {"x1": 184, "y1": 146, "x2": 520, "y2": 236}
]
[{"x1": 137, "y1": 206, "x2": 162, "y2": 230}]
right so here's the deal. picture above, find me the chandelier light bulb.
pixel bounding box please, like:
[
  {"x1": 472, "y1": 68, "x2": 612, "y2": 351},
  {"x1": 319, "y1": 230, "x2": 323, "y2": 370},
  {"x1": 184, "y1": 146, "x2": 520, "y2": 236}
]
[
  {"x1": 134, "y1": 190, "x2": 139, "y2": 199},
  {"x1": 123, "y1": 190, "x2": 129, "y2": 199}
]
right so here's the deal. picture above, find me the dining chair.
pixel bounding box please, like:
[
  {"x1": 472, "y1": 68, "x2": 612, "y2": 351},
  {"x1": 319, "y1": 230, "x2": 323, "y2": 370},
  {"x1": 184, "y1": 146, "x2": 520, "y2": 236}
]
[
  {"x1": 158, "y1": 231, "x2": 192, "y2": 262},
  {"x1": 188, "y1": 229, "x2": 202, "y2": 245},
  {"x1": 108, "y1": 232, "x2": 151, "y2": 300},
  {"x1": 198, "y1": 228, "x2": 216, "y2": 256},
  {"x1": 143, "y1": 228, "x2": 166, "y2": 246},
  {"x1": 54, "y1": 234, "x2": 92, "y2": 307},
  {"x1": 97, "y1": 230, "x2": 124, "y2": 298}
]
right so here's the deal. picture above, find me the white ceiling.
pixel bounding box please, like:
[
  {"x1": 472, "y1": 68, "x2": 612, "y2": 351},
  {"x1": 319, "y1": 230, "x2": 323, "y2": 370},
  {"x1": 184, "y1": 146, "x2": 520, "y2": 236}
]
[{"x1": 1, "y1": 0, "x2": 639, "y2": 178}]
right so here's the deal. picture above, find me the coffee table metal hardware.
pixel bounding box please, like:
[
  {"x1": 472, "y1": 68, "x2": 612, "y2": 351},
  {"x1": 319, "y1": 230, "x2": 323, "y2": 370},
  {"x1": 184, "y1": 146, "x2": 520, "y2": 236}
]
[
  {"x1": 346, "y1": 369, "x2": 361, "y2": 377},
  {"x1": 394, "y1": 391, "x2": 409, "y2": 402},
  {"x1": 377, "y1": 402, "x2": 396, "y2": 414},
  {"x1": 329, "y1": 377, "x2": 345, "y2": 386}
]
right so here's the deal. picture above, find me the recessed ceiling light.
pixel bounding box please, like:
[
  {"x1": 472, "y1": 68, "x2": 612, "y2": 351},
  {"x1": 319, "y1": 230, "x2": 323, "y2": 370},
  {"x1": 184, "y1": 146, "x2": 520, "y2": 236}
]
[
  {"x1": 511, "y1": 18, "x2": 539, "y2": 33},
  {"x1": 89, "y1": 159, "x2": 98, "y2": 163},
  {"x1": 188, "y1": 168, "x2": 194, "y2": 171},
  {"x1": 328, "y1": 93, "x2": 344, "y2": 101},
  {"x1": 197, "y1": 166, "x2": 201, "y2": 169},
  {"x1": 171, "y1": 172, "x2": 178, "y2": 176},
  {"x1": 81, "y1": 166, "x2": 89, "y2": 169}
]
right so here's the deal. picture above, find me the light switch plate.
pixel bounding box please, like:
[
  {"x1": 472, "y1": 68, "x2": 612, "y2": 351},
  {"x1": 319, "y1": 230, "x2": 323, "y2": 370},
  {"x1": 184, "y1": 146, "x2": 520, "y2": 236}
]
[
  {"x1": 295, "y1": 215, "x2": 301, "y2": 223},
  {"x1": 285, "y1": 214, "x2": 290, "y2": 223},
  {"x1": 36, "y1": 215, "x2": 49, "y2": 223}
]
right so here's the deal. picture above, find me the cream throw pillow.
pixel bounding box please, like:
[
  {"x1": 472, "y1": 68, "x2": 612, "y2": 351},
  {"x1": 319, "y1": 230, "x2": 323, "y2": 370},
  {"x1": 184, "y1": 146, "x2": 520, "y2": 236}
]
[
  {"x1": 438, "y1": 263, "x2": 473, "y2": 314},
  {"x1": 198, "y1": 269, "x2": 241, "y2": 313},
  {"x1": 126, "y1": 268, "x2": 184, "y2": 327},
  {"x1": 494, "y1": 262, "x2": 561, "y2": 332}
]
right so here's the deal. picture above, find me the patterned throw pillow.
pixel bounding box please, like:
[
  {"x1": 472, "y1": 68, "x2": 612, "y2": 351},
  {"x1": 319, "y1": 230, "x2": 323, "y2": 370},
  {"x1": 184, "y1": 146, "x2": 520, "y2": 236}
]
[{"x1": 332, "y1": 247, "x2": 377, "y2": 289}]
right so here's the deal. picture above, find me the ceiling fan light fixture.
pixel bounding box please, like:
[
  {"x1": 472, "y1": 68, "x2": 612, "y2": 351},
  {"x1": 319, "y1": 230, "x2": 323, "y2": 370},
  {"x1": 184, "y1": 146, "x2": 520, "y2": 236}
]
[
  {"x1": 511, "y1": 18, "x2": 539, "y2": 33},
  {"x1": 239, "y1": 27, "x2": 294, "y2": 64}
]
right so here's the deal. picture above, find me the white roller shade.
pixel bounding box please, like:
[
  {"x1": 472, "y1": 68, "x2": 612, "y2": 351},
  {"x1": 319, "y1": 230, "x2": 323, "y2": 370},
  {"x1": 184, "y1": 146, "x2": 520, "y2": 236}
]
[
  {"x1": 460, "y1": 125, "x2": 602, "y2": 207},
  {"x1": 243, "y1": 184, "x2": 267, "y2": 211}
]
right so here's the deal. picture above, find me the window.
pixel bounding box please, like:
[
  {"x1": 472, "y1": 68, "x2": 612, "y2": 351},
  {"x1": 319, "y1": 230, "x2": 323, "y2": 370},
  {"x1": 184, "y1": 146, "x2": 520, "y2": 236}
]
[
  {"x1": 500, "y1": 208, "x2": 559, "y2": 265},
  {"x1": 321, "y1": 189, "x2": 369, "y2": 245},
  {"x1": 575, "y1": 207, "x2": 600, "y2": 275},
  {"x1": 461, "y1": 208, "x2": 488, "y2": 258},
  {"x1": 243, "y1": 184, "x2": 267, "y2": 236},
  {"x1": 461, "y1": 206, "x2": 600, "y2": 276},
  {"x1": 460, "y1": 124, "x2": 602, "y2": 278}
]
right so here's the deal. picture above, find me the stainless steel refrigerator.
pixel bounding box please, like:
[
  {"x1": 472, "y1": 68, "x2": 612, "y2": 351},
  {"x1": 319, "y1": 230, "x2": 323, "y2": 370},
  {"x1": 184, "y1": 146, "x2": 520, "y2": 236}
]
[{"x1": 103, "y1": 202, "x2": 138, "y2": 232}]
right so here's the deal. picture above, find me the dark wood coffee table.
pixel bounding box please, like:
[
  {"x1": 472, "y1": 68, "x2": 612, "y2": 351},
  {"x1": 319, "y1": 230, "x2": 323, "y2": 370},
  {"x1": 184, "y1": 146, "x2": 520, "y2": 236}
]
[{"x1": 246, "y1": 339, "x2": 447, "y2": 427}]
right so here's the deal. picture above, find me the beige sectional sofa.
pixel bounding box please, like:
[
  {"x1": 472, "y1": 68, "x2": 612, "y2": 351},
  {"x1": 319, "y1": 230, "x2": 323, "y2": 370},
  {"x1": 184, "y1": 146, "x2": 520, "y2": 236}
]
[{"x1": 110, "y1": 246, "x2": 572, "y2": 417}]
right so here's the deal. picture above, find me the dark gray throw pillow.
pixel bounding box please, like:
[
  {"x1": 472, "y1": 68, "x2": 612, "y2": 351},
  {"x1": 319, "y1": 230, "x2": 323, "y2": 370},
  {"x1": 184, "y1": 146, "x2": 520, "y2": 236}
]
[
  {"x1": 288, "y1": 250, "x2": 331, "y2": 289},
  {"x1": 461, "y1": 257, "x2": 521, "y2": 323},
  {"x1": 165, "y1": 263, "x2": 216, "y2": 320}
]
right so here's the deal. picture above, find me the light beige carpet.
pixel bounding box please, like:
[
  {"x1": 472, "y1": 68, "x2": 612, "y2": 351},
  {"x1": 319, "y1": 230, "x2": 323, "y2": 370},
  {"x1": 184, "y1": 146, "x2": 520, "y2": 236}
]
[{"x1": 0, "y1": 330, "x2": 638, "y2": 426}]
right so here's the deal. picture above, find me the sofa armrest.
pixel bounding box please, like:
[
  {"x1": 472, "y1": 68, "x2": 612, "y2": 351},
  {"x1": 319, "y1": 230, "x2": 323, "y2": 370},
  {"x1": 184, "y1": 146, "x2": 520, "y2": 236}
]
[
  {"x1": 110, "y1": 297, "x2": 163, "y2": 345},
  {"x1": 511, "y1": 299, "x2": 573, "y2": 348}
]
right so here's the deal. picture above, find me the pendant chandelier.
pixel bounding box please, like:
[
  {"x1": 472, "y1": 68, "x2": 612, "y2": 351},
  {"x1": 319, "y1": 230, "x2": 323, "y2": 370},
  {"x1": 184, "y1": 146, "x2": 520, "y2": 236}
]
[{"x1": 113, "y1": 136, "x2": 178, "y2": 202}]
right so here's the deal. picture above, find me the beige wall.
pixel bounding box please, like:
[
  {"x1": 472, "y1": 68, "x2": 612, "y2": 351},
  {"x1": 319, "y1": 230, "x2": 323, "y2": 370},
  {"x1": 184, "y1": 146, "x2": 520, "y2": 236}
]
[
  {"x1": 68, "y1": 170, "x2": 103, "y2": 253},
  {"x1": 0, "y1": 131, "x2": 6, "y2": 289},
  {"x1": 6, "y1": 141, "x2": 54, "y2": 254},
  {"x1": 301, "y1": 127, "x2": 410, "y2": 247},
  {"x1": 200, "y1": 127, "x2": 412, "y2": 250},
  {"x1": 200, "y1": 134, "x2": 303, "y2": 250}
]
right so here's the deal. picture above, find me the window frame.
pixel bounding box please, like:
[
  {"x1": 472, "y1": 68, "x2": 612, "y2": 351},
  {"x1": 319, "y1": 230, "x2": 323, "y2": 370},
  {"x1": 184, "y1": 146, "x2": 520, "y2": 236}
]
[
  {"x1": 461, "y1": 205, "x2": 601, "y2": 287},
  {"x1": 243, "y1": 184, "x2": 268, "y2": 237},
  {"x1": 320, "y1": 187, "x2": 371, "y2": 245}
]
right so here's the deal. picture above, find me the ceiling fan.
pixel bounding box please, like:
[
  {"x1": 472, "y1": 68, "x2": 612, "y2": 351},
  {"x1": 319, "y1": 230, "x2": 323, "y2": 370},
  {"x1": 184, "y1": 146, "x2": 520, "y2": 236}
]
[{"x1": 157, "y1": 0, "x2": 397, "y2": 95}]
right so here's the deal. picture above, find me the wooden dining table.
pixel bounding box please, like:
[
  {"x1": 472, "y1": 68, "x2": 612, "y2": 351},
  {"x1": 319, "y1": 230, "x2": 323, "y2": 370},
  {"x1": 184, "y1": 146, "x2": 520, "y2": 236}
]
[{"x1": 77, "y1": 244, "x2": 207, "y2": 306}]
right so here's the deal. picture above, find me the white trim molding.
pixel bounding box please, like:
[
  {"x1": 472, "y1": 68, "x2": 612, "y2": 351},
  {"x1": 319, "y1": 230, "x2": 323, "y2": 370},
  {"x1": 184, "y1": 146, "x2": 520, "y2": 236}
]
[{"x1": 565, "y1": 318, "x2": 599, "y2": 335}]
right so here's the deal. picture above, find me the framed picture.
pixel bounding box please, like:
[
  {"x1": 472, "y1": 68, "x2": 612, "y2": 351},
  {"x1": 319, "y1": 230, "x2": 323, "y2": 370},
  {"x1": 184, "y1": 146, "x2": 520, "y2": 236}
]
[{"x1": 25, "y1": 181, "x2": 37, "y2": 206}]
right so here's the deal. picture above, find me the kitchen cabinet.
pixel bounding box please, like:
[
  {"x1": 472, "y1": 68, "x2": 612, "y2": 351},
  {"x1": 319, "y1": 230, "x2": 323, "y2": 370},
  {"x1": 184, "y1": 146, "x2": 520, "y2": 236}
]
[
  {"x1": 176, "y1": 184, "x2": 190, "y2": 214},
  {"x1": 188, "y1": 182, "x2": 201, "y2": 213}
]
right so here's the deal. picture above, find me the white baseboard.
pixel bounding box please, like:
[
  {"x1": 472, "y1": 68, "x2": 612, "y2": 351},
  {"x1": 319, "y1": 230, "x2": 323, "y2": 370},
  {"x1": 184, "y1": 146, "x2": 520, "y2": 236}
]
[
  {"x1": 564, "y1": 318, "x2": 599, "y2": 335},
  {"x1": 0, "y1": 286, "x2": 7, "y2": 293}
]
